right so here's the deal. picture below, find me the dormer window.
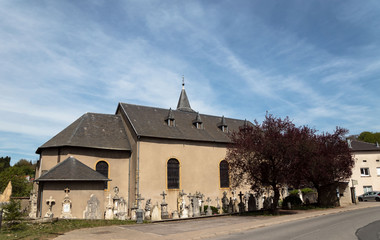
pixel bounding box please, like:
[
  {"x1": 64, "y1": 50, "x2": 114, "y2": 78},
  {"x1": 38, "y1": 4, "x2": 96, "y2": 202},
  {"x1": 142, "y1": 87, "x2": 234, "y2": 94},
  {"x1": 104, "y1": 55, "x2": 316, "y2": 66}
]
[
  {"x1": 218, "y1": 116, "x2": 228, "y2": 133},
  {"x1": 165, "y1": 108, "x2": 176, "y2": 127},
  {"x1": 193, "y1": 112, "x2": 203, "y2": 129}
]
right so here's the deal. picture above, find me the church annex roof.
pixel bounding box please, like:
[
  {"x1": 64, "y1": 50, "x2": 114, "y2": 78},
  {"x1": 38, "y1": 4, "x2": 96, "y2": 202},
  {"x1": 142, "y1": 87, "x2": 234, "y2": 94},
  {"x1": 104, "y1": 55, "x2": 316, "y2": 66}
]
[
  {"x1": 36, "y1": 113, "x2": 131, "y2": 153},
  {"x1": 349, "y1": 140, "x2": 380, "y2": 152},
  {"x1": 118, "y1": 102, "x2": 248, "y2": 143},
  {"x1": 35, "y1": 156, "x2": 110, "y2": 182}
]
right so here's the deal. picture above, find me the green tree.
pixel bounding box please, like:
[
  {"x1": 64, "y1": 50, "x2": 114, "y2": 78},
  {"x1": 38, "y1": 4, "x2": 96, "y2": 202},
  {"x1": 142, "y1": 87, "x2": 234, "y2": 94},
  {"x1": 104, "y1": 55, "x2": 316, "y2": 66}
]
[
  {"x1": 0, "y1": 166, "x2": 33, "y2": 197},
  {"x1": 358, "y1": 131, "x2": 380, "y2": 144},
  {"x1": 14, "y1": 159, "x2": 36, "y2": 177},
  {"x1": 0, "y1": 156, "x2": 11, "y2": 173}
]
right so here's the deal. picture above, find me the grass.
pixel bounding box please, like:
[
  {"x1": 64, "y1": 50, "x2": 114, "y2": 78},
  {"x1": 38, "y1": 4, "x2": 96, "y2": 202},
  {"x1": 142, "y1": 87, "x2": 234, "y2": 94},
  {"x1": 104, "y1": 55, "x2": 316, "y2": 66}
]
[{"x1": 0, "y1": 219, "x2": 135, "y2": 240}]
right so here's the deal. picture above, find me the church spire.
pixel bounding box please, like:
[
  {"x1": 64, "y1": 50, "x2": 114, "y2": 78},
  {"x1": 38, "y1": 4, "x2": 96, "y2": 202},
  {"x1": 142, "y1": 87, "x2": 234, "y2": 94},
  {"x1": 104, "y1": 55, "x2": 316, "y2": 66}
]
[{"x1": 176, "y1": 76, "x2": 195, "y2": 112}]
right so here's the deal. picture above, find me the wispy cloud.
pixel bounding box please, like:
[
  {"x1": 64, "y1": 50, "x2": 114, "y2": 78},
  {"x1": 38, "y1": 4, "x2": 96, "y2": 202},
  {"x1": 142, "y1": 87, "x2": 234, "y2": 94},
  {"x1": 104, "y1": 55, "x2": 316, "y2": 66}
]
[{"x1": 1, "y1": 0, "x2": 380, "y2": 164}]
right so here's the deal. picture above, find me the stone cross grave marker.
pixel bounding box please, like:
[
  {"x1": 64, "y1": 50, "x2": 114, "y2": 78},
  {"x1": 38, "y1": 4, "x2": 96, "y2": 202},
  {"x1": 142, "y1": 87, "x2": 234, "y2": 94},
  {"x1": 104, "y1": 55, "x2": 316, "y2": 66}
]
[
  {"x1": 60, "y1": 187, "x2": 73, "y2": 218},
  {"x1": 160, "y1": 191, "x2": 169, "y2": 219},
  {"x1": 105, "y1": 194, "x2": 114, "y2": 220},
  {"x1": 200, "y1": 193, "x2": 205, "y2": 215},
  {"x1": 238, "y1": 191, "x2": 245, "y2": 212},
  {"x1": 160, "y1": 191, "x2": 167, "y2": 203},
  {"x1": 45, "y1": 196, "x2": 55, "y2": 218}
]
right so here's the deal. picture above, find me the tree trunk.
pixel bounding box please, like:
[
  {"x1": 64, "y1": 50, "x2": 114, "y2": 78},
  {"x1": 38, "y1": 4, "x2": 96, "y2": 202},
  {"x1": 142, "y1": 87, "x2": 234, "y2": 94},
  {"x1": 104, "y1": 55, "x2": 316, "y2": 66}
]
[{"x1": 272, "y1": 186, "x2": 280, "y2": 215}]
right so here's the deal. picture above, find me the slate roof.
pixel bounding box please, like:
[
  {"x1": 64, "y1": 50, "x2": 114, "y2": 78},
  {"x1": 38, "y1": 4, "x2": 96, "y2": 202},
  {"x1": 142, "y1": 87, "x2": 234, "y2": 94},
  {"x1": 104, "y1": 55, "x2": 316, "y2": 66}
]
[
  {"x1": 118, "y1": 103, "x2": 248, "y2": 143},
  {"x1": 35, "y1": 156, "x2": 110, "y2": 182},
  {"x1": 349, "y1": 140, "x2": 380, "y2": 152},
  {"x1": 176, "y1": 85, "x2": 195, "y2": 112},
  {"x1": 36, "y1": 113, "x2": 131, "y2": 153}
]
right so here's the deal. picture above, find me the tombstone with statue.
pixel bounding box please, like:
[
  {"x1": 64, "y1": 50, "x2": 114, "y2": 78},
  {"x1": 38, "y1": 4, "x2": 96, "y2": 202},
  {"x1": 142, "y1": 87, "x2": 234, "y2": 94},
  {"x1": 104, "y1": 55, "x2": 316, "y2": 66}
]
[{"x1": 60, "y1": 188, "x2": 73, "y2": 218}]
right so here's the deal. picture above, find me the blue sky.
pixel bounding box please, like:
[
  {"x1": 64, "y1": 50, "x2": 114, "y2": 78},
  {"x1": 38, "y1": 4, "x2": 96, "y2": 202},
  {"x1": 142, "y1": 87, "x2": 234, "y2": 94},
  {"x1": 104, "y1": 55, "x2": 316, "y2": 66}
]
[{"x1": 1, "y1": 0, "x2": 380, "y2": 165}]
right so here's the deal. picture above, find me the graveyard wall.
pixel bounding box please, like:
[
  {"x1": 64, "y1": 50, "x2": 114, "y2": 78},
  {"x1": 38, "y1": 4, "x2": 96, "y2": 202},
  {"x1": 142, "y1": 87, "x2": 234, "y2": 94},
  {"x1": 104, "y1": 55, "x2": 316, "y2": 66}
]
[
  {"x1": 40, "y1": 181, "x2": 105, "y2": 219},
  {"x1": 137, "y1": 138, "x2": 250, "y2": 214}
]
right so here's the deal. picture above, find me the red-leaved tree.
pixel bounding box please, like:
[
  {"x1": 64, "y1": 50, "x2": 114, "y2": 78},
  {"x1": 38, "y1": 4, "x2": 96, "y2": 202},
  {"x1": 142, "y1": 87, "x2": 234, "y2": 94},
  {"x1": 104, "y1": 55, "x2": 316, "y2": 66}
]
[
  {"x1": 227, "y1": 114, "x2": 354, "y2": 210},
  {"x1": 226, "y1": 114, "x2": 299, "y2": 213},
  {"x1": 298, "y1": 127, "x2": 354, "y2": 205}
]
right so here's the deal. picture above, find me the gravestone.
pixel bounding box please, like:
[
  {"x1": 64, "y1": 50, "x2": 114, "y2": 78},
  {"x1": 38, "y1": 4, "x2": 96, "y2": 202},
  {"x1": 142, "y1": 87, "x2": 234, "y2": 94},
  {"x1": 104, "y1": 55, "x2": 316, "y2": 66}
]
[
  {"x1": 200, "y1": 193, "x2": 205, "y2": 216},
  {"x1": 83, "y1": 194, "x2": 101, "y2": 219},
  {"x1": 248, "y1": 194, "x2": 257, "y2": 211},
  {"x1": 238, "y1": 191, "x2": 245, "y2": 213},
  {"x1": 117, "y1": 197, "x2": 127, "y2": 220},
  {"x1": 60, "y1": 188, "x2": 73, "y2": 218},
  {"x1": 187, "y1": 194, "x2": 194, "y2": 218},
  {"x1": 130, "y1": 205, "x2": 137, "y2": 220},
  {"x1": 263, "y1": 196, "x2": 271, "y2": 210},
  {"x1": 160, "y1": 191, "x2": 169, "y2": 219},
  {"x1": 215, "y1": 197, "x2": 222, "y2": 214},
  {"x1": 233, "y1": 198, "x2": 239, "y2": 213},
  {"x1": 113, "y1": 186, "x2": 120, "y2": 216},
  {"x1": 206, "y1": 197, "x2": 212, "y2": 216},
  {"x1": 222, "y1": 191, "x2": 228, "y2": 213},
  {"x1": 144, "y1": 199, "x2": 151, "y2": 220},
  {"x1": 228, "y1": 197, "x2": 233, "y2": 213},
  {"x1": 105, "y1": 194, "x2": 114, "y2": 220},
  {"x1": 28, "y1": 189, "x2": 37, "y2": 218},
  {"x1": 44, "y1": 196, "x2": 55, "y2": 218},
  {"x1": 136, "y1": 194, "x2": 145, "y2": 223},
  {"x1": 172, "y1": 210, "x2": 179, "y2": 219},
  {"x1": 151, "y1": 202, "x2": 161, "y2": 221},
  {"x1": 244, "y1": 192, "x2": 250, "y2": 212},
  {"x1": 193, "y1": 192, "x2": 200, "y2": 217},
  {"x1": 179, "y1": 190, "x2": 188, "y2": 218}
]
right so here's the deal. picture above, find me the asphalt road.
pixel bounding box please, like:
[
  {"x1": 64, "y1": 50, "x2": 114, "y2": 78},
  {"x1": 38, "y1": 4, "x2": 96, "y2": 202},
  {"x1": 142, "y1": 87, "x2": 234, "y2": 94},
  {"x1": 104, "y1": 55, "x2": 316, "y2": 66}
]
[{"x1": 209, "y1": 206, "x2": 380, "y2": 240}]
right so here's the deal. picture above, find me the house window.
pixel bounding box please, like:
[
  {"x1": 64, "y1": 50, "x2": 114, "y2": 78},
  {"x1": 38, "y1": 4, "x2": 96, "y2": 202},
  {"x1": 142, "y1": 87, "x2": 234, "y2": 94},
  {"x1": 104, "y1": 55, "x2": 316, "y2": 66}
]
[
  {"x1": 377, "y1": 167, "x2": 380, "y2": 176},
  {"x1": 219, "y1": 160, "x2": 229, "y2": 188},
  {"x1": 360, "y1": 168, "x2": 370, "y2": 177},
  {"x1": 167, "y1": 159, "x2": 179, "y2": 189},
  {"x1": 363, "y1": 186, "x2": 373, "y2": 193}
]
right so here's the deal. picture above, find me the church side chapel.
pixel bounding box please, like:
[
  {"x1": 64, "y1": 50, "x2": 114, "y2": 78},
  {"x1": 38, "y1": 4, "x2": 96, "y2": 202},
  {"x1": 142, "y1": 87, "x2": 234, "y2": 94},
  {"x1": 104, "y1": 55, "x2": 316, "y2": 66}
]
[{"x1": 33, "y1": 81, "x2": 261, "y2": 220}]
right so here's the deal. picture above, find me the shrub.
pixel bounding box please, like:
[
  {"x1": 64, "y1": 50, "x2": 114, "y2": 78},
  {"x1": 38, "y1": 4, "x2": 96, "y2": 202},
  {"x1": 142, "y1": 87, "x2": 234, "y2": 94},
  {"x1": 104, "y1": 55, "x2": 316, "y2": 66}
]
[
  {"x1": 289, "y1": 189, "x2": 299, "y2": 196},
  {"x1": 282, "y1": 195, "x2": 302, "y2": 209},
  {"x1": 3, "y1": 199, "x2": 23, "y2": 221},
  {"x1": 301, "y1": 188, "x2": 315, "y2": 194}
]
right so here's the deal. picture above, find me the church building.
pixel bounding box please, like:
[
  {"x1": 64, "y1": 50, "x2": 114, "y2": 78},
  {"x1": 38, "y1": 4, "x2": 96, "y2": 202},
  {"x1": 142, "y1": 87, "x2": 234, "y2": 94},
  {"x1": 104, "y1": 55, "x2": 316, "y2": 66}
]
[{"x1": 34, "y1": 82, "x2": 248, "y2": 219}]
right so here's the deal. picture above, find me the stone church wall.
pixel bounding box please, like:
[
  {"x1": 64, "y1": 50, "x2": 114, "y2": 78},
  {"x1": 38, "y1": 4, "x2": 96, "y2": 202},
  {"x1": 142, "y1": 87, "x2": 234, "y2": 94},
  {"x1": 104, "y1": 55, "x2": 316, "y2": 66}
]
[
  {"x1": 137, "y1": 138, "x2": 247, "y2": 214},
  {"x1": 39, "y1": 181, "x2": 105, "y2": 219}
]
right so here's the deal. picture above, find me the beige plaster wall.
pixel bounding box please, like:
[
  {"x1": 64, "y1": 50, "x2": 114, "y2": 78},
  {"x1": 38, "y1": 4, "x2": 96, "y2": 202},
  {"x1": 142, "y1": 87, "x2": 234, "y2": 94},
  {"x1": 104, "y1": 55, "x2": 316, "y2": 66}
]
[
  {"x1": 137, "y1": 138, "x2": 248, "y2": 214},
  {"x1": 349, "y1": 151, "x2": 380, "y2": 196},
  {"x1": 116, "y1": 109, "x2": 138, "y2": 209},
  {"x1": 38, "y1": 147, "x2": 130, "y2": 207},
  {"x1": 40, "y1": 182, "x2": 105, "y2": 219}
]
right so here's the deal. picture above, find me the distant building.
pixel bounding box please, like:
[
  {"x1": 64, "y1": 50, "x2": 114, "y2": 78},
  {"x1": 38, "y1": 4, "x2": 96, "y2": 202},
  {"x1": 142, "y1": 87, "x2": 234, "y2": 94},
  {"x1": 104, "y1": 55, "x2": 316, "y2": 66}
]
[{"x1": 348, "y1": 140, "x2": 380, "y2": 197}]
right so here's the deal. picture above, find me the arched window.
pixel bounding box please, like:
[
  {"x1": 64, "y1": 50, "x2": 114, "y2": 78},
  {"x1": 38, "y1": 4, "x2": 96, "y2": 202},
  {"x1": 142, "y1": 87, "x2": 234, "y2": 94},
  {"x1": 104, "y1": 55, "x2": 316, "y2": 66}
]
[
  {"x1": 96, "y1": 161, "x2": 109, "y2": 178},
  {"x1": 220, "y1": 160, "x2": 229, "y2": 188},
  {"x1": 167, "y1": 158, "x2": 180, "y2": 189}
]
